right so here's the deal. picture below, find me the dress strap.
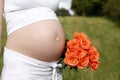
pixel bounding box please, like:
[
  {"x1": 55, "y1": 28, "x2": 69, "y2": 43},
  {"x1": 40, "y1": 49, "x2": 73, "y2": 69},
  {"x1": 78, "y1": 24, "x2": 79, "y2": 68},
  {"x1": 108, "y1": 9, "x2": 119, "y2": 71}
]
[{"x1": 52, "y1": 64, "x2": 62, "y2": 80}]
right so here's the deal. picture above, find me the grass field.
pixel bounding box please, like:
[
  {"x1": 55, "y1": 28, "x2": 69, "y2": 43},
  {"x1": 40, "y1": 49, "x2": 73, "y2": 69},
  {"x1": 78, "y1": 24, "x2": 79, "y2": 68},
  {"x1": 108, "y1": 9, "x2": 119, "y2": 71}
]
[{"x1": 0, "y1": 16, "x2": 120, "y2": 80}]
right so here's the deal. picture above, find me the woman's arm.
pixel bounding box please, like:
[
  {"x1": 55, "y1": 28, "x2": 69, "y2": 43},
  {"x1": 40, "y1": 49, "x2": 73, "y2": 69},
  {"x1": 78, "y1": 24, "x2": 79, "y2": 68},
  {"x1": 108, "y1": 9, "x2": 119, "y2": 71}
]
[{"x1": 0, "y1": 0, "x2": 4, "y2": 50}]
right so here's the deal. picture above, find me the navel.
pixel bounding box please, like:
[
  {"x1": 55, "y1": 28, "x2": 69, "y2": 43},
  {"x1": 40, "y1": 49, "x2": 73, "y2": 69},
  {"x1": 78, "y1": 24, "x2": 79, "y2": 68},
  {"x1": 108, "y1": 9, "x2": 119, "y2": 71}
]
[
  {"x1": 56, "y1": 36, "x2": 60, "y2": 41},
  {"x1": 55, "y1": 32, "x2": 61, "y2": 41}
]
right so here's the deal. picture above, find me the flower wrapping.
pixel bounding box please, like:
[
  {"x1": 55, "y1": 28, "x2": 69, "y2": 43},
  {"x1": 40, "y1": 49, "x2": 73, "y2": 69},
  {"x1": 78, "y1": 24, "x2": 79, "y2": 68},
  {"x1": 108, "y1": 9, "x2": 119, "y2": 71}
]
[{"x1": 63, "y1": 32, "x2": 100, "y2": 70}]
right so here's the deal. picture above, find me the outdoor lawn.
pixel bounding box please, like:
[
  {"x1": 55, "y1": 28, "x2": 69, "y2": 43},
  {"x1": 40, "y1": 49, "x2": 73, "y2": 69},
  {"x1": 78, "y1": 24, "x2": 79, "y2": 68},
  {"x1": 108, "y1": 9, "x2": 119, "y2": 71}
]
[{"x1": 0, "y1": 16, "x2": 120, "y2": 80}]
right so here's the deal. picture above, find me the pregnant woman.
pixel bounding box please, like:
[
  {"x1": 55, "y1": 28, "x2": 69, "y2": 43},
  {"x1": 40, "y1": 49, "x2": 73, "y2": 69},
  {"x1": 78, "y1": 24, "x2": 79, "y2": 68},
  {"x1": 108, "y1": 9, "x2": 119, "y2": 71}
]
[{"x1": 0, "y1": 0, "x2": 65, "y2": 80}]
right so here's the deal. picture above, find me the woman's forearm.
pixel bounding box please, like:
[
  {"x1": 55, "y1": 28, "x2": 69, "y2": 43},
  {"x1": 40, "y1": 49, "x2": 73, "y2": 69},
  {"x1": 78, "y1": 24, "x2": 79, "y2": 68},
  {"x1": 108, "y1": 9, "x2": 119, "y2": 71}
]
[
  {"x1": 0, "y1": 0, "x2": 4, "y2": 51},
  {"x1": 0, "y1": 24, "x2": 2, "y2": 52},
  {"x1": 0, "y1": 23, "x2": 2, "y2": 50}
]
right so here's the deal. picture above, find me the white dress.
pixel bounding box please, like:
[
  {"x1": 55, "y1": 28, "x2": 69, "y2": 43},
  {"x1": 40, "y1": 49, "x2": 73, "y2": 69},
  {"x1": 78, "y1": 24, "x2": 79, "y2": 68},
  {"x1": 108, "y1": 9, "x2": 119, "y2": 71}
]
[
  {"x1": 1, "y1": 0, "x2": 63, "y2": 80},
  {"x1": 4, "y1": 0, "x2": 59, "y2": 35}
]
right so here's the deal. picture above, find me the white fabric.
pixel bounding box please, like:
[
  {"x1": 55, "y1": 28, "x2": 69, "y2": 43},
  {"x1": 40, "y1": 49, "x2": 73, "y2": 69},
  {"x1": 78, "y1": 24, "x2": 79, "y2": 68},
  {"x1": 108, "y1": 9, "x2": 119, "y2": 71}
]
[
  {"x1": 4, "y1": 0, "x2": 59, "y2": 12},
  {"x1": 1, "y1": 47, "x2": 62, "y2": 80},
  {"x1": 4, "y1": 0, "x2": 59, "y2": 35}
]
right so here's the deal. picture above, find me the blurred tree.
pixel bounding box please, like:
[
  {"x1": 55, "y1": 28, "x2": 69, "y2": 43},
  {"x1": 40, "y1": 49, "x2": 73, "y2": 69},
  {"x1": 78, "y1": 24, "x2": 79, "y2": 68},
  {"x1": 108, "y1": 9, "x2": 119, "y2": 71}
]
[
  {"x1": 56, "y1": 8, "x2": 71, "y2": 16},
  {"x1": 71, "y1": 0, "x2": 106, "y2": 16},
  {"x1": 103, "y1": 0, "x2": 120, "y2": 21}
]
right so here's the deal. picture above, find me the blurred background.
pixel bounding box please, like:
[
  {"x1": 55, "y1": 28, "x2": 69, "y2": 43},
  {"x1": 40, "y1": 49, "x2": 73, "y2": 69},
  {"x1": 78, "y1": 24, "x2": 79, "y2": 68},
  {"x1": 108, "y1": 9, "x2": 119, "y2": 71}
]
[
  {"x1": 57, "y1": 0, "x2": 120, "y2": 22},
  {"x1": 0, "y1": 0, "x2": 120, "y2": 80}
]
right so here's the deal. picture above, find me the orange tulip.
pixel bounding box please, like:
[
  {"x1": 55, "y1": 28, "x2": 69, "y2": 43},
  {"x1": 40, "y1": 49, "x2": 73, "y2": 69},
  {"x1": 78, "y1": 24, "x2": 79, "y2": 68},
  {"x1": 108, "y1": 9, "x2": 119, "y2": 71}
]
[
  {"x1": 89, "y1": 62, "x2": 99, "y2": 70},
  {"x1": 64, "y1": 55, "x2": 79, "y2": 67},
  {"x1": 77, "y1": 56, "x2": 89, "y2": 69},
  {"x1": 67, "y1": 39, "x2": 80, "y2": 52},
  {"x1": 80, "y1": 38, "x2": 91, "y2": 49},
  {"x1": 65, "y1": 48, "x2": 72, "y2": 56},
  {"x1": 64, "y1": 32, "x2": 100, "y2": 70},
  {"x1": 75, "y1": 47, "x2": 87, "y2": 59},
  {"x1": 88, "y1": 46, "x2": 99, "y2": 62},
  {"x1": 74, "y1": 32, "x2": 92, "y2": 49},
  {"x1": 74, "y1": 32, "x2": 82, "y2": 40}
]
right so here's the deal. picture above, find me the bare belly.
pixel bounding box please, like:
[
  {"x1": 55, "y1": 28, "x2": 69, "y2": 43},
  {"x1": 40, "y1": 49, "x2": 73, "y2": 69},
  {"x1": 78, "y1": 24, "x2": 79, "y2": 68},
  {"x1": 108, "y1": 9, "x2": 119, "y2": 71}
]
[{"x1": 6, "y1": 19, "x2": 65, "y2": 62}]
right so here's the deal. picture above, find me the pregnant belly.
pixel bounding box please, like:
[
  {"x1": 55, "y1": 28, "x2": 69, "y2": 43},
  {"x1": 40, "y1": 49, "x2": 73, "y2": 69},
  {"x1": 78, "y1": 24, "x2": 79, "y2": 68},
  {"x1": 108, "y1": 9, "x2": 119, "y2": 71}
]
[{"x1": 6, "y1": 20, "x2": 65, "y2": 62}]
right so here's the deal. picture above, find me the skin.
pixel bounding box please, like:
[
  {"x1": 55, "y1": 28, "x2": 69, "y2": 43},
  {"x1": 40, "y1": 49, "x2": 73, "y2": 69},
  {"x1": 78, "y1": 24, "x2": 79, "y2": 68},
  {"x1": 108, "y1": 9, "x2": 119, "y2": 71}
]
[
  {"x1": 1, "y1": 1, "x2": 65, "y2": 62},
  {"x1": 6, "y1": 20, "x2": 65, "y2": 62},
  {"x1": 0, "y1": 0, "x2": 4, "y2": 49}
]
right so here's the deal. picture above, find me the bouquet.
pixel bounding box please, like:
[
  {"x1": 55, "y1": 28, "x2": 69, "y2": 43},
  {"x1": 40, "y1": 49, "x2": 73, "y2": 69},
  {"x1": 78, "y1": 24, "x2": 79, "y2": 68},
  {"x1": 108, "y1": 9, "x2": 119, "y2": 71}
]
[{"x1": 62, "y1": 32, "x2": 100, "y2": 70}]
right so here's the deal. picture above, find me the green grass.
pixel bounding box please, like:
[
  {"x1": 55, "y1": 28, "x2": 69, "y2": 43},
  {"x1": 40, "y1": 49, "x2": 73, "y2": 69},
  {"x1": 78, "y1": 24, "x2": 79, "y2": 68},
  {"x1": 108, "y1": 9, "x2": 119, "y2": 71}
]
[
  {"x1": 0, "y1": 16, "x2": 120, "y2": 80},
  {"x1": 60, "y1": 16, "x2": 120, "y2": 80},
  {"x1": 0, "y1": 18, "x2": 6, "y2": 74}
]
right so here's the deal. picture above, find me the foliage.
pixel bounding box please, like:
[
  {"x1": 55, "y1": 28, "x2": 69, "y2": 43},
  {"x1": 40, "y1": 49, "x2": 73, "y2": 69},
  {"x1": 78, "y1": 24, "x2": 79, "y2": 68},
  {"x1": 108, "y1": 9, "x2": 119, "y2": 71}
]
[
  {"x1": 71, "y1": 0, "x2": 120, "y2": 22},
  {"x1": 71, "y1": 0, "x2": 106, "y2": 16},
  {"x1": 56, "y1": 8, "x2": 71, "y2": 16},
  {"x1": 103, "y1": 0, "x2": 120, "y2": 22}
]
